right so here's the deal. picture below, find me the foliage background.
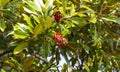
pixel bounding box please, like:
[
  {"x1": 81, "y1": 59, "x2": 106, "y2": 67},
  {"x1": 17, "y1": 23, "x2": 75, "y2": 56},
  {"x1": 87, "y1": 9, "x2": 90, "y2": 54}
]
[{"x1": 0, "y1": 0, "x2": 120, "y2": 72}]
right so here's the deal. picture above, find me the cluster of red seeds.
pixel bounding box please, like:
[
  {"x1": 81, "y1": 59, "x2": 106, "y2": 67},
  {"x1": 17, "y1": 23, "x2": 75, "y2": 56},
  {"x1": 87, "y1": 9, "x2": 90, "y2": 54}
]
[
  {"x1": 54, "y1": 11, "x2": 62, "y2": 23},
  {"x1": 52, "y1": 32, "x2": 68, "y2": 46}
]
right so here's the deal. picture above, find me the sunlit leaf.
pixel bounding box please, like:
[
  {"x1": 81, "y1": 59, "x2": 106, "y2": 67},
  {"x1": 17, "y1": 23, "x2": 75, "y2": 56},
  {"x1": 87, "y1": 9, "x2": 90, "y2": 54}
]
[
  {"x1": 13, "y1": 30, "x2": 29, "y2": 39},
  {"x1": 81, "y1": 5, "x2": 95, "y2": 13},
  {"x1": 0, "y1": 19, "x2": 6, "y2": 32},
  {"x1": 33, "y1": 23, "x2": 43, "y2": 36},
  {"x1": 10, "y1": 57, "x2": 23, "y2": 71},
  {"x1": 34, "y1": 0, "x2": 44, "y2": 14},
  {"x1": 84, "y1": 64, "x2": 90, "y2": 72},
  {"x1": 62, "y1": 0, "x2": 66, "y2": 13},
  {"x1": 69, "y1": 17, "x2": 87, "y2": 27},
  {"x1": 62, "y1": 28, "x2": 69, "y2": 36},
  {"x1": 23, "y1": 7, "x2": 37, "y2": 14},
  {"x1": 70, "y1": 4, "x2": 75, "y2": 16},
  {"x1": 12, "y1": 23, "x2": 30, "y2": 39},
  {"x1": 89, "y1": 14, "x2": 97, "y2": 23},
  {"x1": 0, "y1": 0, "x2": 10, "y2": 8},
  {"x1": 22, "y1": 14, "x2": 34, "y2": 28},
  {"x1": 24, "y1": 0, "x2": 42, "y2": 14},
  {"x1": 32, "y1": 14, "x2": 40, "y2": 24},
  {"x1": 102, "y1": 16, "x2": 120, "y2": 24},
  {"x1": 45, "y1": 0, "x2": 53, "y2": 10},
  {"x1": 13, "y1": 42, "x2": 28, "y2": 54},
  {"x1": 34, "y1": 0, "x2": 45, "y2": 9},
  {"x1": 44, "y1": 16, "x2": 52, "y2": 29}
]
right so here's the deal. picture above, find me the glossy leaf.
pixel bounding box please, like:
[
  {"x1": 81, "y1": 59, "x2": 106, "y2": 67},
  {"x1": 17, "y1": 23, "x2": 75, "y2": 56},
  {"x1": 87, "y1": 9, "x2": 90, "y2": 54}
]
[
  {"x1": 89, "y1": 14, "x2": 97, "y2": 23},
  {"x1": 0, "y1": 0, "x2": 10, "y2": 8},
  {"x1": 22, "y1": 14, "x2": 33, "y2": 28},
  {"x1": 62, "y1": 0, "x2": 66, "y2": 13},
  {"x1": 45, "y1": 0, "x2": 53, "y2": 11},
  {"x1": 24, "y1": 0, "x2": 42, "y2": 13},
  {"x1": 0, "y1": 19, "x2": 6, "y2": 32},
  {"x1": 84, "y1": 64, "x2": 90, "y2": 72},
  {"x1": 44, "y1": 16, "x2": 52, "y2": 29},
  {"x1": 102, "y1": 16, "x2": 120, "y2": 24},
  {"x1": 13, "y1": 42, "x2": 28, "y2": 54},
  {"x1": 13, "y1": 30, "x2": 29, "y2": 39},
  {"x1": 70, "y1": 4, "x2": 75, "y2": 16},
  {"x1": 33, "y1": 23, "x2": 43, "y2": 36},
  {"x1": 34, "y1": 0, "x2": 44, "y2": 14},
  {"x1": 69, "y1": 17, "x2": 87, "y2": 27}
]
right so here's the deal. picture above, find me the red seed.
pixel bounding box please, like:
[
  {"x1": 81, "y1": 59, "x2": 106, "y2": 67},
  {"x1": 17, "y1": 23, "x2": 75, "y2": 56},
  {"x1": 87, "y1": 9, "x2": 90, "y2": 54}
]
[{"x1": 52, "y1": 32, "x2": 68, "y2": 46}]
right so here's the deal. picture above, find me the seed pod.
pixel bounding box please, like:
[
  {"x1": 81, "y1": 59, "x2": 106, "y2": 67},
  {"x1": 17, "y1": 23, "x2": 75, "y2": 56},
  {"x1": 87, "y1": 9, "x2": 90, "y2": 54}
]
[
  {"x1": 54, "y1": 11, "x2": 62, "y2": 23},
  {"x1": 52, "y1": 32, "x2": 68, "y2": 46}
]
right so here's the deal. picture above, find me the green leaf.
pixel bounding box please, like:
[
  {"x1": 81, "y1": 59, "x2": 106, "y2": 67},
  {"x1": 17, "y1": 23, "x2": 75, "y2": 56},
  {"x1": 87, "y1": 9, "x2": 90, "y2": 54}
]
[
  {"x1": 89, "y1": 14, "x2": 97, "y2": 23},
  {"x1": 44, "y1": 16, "x2": 52, "y2": 29},
  {"x1": 62, "y1": 0, "x2": 66, "y2": 13},
  {"x1": 81, "y1": 5, "x2": 95, "y2": 13},
  {"x1": 23, "y1": 54, "x2": 34, "y2": 71},
  {"x1": 10, "y1": 57, "x2": 23, "y2": 71},
  {"x1": 102, "y1": 16, "x2": 120, "y2": 24},
  {"x1": 0, "y1": 0, "x2": 10, "y2": 8},
  {"x1": 69, "y1": 17, "x2": 87, "y2": 27},
  {"x1": 24, "y1": 0, "x2": 43, "y2": 14},
  {"x1": 0, "y1": 19, "x2": 6, "y2": 32},
  {"x1": 32, "y1": 14, "x2": 40, "y2": 24},
  {"x1": 84, "y1": 64, "x2": 90, "y2": 72},
  {"x1": 22, "y1": 14, "x2": 33, "y2": 28},
  {"x1": 61, "y1": 63, "x2": 68, "y2": 72},
  {"x1": 45, "y1": 0, "x2": 53, "y2": 10},
  {"x1": 13, "y1": 42, "x2": 28, "y2": 54},
  {"x1": 70, "y1": 4, "x2": 75, "y2": 16},
  {"x1": 13, "y1": 30, "x2": 29, "y2": 39},
  {"x1": 34, "y1": 0, "x2": 45, "y2": 13},
  {"x1": 23, "y1": 7, "x2": 37, "y2": 15},
  {"x1": 62, "y1": 28, "x2": 69, "y2": 36},
  {"x1": 4, "y1": 58, "x2": 16, "y2": 69},
  {"x1": 13, "y1": 23, "x2": 30, "y2": 39},
  {"x1": 33, "y1": 23, "x2": 43, "y2": 36},
  {"x1": 93, "y1": 38, "x2": 103, "y2": 48}
]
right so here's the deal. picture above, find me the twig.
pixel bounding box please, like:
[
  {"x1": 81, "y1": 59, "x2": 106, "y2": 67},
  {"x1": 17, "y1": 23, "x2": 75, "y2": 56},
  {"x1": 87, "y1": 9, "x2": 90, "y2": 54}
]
[{"x1": 35, "y1": 54, "x2": 49, "y2": 64}]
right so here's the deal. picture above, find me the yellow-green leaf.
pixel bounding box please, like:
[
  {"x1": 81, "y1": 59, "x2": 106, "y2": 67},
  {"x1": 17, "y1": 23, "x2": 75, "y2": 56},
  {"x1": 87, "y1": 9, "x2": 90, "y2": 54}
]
[
  {"x1": 13, "y1": 30, "x2": 29, "y2": 39},
  {"x1": 89, "y1": 14, "x2": 97, "y2": 23},
  {"x1": 0, "y1": 19, "x2": 6, "y2": 32},
  {"x1": 70, "y1": 4, "x2": 75, "y2": 16},
  {"x1": 70, "y1": 17, "x2": 87, "y2": 27},
  {"x1": 22, "y1": 14, "x2": 33, "y2": 28},
  {"x1": 102, "y1": 16, "x2": 120, "y2": 24},
  {"x1": 33, "y1": 23, "x2": 43, "y2": 35},
  {"x1": 0, "y1": 0, "x2": 10, "y2": 8},
  {"x1": 44, "y1": 16, "x2": 52, "y2": 29},
  {"x1": 62, "y1": 0, "x2": 66, "y2": 13},
  {"x1": 13, "y1": 42, "x2": 28, "y2": 54}
]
